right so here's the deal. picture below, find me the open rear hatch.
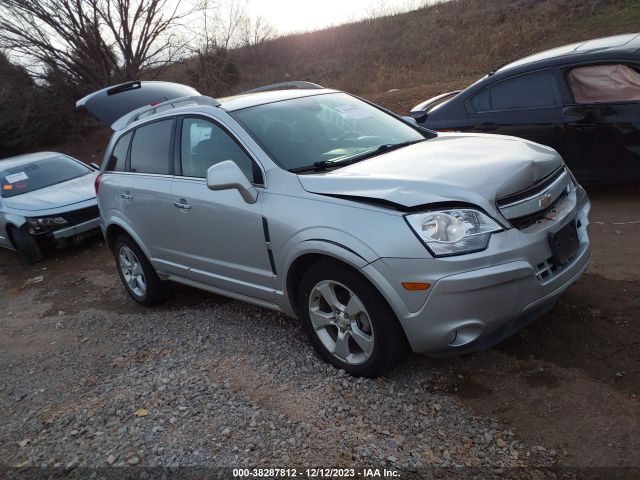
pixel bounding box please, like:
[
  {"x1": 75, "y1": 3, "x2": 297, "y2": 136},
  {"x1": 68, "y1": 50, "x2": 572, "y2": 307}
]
[{"x1": 76, "y1": 81, "x2": 200, "y2": 128}]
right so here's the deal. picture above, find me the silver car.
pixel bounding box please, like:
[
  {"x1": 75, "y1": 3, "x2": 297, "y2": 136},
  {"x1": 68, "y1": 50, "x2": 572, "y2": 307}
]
[
  {"x1": 0, "y1": 152, "x2": 100, "y2": 263},
  {"x1": 78, "y1": 81, "x2": 591, "y2": 377}
]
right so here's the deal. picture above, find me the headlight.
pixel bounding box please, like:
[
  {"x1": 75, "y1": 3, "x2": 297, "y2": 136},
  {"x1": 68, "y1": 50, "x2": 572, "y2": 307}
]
[
  {"x1": 405, "y1": 209, "x2": 502, "y2": 257},
  {"x1": 27, "y1": 217, "x2": 68, "y2": 228}
]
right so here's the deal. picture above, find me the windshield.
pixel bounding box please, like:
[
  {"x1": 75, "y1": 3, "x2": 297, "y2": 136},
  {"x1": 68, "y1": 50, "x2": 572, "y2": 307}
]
[
  {"x1": 231, "y1": 93, "x2": 425, "y2": 171},
  {"x1": 1, "y1": 155, "x2": 91, "y2": 198}
]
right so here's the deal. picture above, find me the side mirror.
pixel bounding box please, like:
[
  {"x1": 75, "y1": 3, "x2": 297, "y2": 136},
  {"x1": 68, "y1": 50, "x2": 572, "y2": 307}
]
[
  {"x1": 206, "y1": 160, "x2": 258, "y2": 204},
  {"x1": 409, "y1": 110, "x2": 428, "y2": 122}
]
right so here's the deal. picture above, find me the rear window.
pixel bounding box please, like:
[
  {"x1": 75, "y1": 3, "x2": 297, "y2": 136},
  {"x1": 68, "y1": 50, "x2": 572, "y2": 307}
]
[
  {"x1": 130, "y1": 119, "x2": 174, "y2": 174},
  {"x1": 106, "y1": 132, "x2": 132, "y2": 172},
  {"x1": 1, "y1": 155, "x2": 91, "y2": 198}
]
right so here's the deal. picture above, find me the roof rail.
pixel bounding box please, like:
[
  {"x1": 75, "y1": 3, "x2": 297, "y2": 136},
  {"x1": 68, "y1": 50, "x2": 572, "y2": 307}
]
[
  {"x1": 242, "y1": 81, "x2": 324, "y2": 94},
  {"x1": 112, "y1": 95, "x2": 221, "y2": 130}
]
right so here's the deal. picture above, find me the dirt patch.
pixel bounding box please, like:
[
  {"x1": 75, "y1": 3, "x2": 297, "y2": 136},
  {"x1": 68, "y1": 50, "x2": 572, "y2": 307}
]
[{"x1": 0, "y1": 185, "x2": 638, "y2": 471}]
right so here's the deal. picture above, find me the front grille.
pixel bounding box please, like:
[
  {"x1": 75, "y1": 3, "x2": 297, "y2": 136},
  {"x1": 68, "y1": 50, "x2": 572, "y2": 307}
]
[
  {"x1": 496, "y1": 168, "x2": 573, "y2": 232},
  {"x1": 508, "y1": 191, "x2": 567, "y2": 230},
  {"x1": 496, "y1": 168, "x2": 565, "y2": 208},
  {"x1": 58, "y1": 205, "x2": 100, "y2": 225}
]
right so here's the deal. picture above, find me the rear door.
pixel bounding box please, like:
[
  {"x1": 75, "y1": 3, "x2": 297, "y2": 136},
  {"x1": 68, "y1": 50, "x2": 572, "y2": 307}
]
[
  {"x1": 167, "y1": 115, "x2": 275, "y2": 301},
  {"x1": 561, "y1": 63, "x2": 640, "y2": 182},
  {"x1": 466, "y1": 69, "x2": 565, "y2": 152},
  {"x1": 118, "y1": 118, "x2": 177, "y2": 270}
]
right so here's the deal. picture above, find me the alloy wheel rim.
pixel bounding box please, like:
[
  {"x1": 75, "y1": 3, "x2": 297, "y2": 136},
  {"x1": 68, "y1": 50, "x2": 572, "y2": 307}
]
[
  {"x1": 308, "y1": 280, "x2": 374, "y2": 365},
  {"x1": 118, "y1": 246, "x2": 146, "y2": 298}
]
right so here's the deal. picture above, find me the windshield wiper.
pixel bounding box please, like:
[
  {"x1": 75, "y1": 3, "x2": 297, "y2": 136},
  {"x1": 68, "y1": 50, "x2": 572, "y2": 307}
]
[{"x1": 289, "y1": 139, "x2": 426, "y2": 174}]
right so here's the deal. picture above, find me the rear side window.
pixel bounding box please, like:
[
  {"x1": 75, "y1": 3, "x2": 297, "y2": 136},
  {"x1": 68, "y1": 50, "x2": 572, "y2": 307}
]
[
  {"x1": 106, "y1": 132, "x2": 132, "y2": 172},
  {"x1": 567, "y1": 64, "x2": 640, "y2": 103},
  {"x1": 491, "y1": 70, "x2": 558, "y2": 110},
  {"x1": 180, "y1": 117, "x2": 259, "y2": 182},
  {"x1": 130, "y1": 119, "x2": 174, "y2": 174}
]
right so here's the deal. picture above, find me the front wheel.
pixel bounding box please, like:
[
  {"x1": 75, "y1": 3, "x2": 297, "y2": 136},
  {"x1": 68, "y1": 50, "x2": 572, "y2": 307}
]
[
  {"x1": 10, "y1": 225, "x2": 45, "y2": 264},
  {"x1": 113, "y1": 235, "x2": 168, "y2": 306},
  {"x1": 297, "y1": 261, "x2": 408, "y2": 377}
]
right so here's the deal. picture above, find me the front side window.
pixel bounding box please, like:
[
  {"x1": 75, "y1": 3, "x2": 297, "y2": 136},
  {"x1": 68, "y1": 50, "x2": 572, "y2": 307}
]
[
  {"x1": 180, "y1": 117, "x2": 258, "y2": 182},
  {"x1": 129, "y1": 119, "x2": 173, "y2": 174},
  {"x1": 490, "y1": 70, "x2": 559, "y2": 110},
  {"x1": 231, "y1": 93, "x2": 425, "y2": 171},
  {"x1": 106, "y1": 132, "x2": 132, "y2": 172},
  {"x1": 567, "y1": 64, "x2": 640, "y2": 104},
  {"x1": 1, "y1": 155, "x2": 92, "y2": 198}
]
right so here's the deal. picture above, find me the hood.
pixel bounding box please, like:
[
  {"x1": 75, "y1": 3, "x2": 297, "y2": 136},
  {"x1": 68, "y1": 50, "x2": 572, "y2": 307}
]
[
  {"x1": 3, "y1": 172, "x2": 98, "y2": 211},
  {"x1": 298, "y1": 133, "x2": 563, "y2": 210}
]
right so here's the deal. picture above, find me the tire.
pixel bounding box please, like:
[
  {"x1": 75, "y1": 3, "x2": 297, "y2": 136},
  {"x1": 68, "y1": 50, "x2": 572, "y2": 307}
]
[
  {"x1": 10, "y1": 225, "x2": 45, "y2": 264},
  {"x1": 297, "y1": 260, "x2": 408, "y2": 377},
  {"x1": 113, "y1": 234, "x2": 168, "y2": 306}
]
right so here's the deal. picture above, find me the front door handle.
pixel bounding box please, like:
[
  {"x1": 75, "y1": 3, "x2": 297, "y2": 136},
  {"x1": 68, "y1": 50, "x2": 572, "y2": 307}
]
[
  {"x1": 121, "y1": 192, "x2": 133, "y2": 200},
  {"x1": 568, "y1": 122, "x2": 599, "y2": 132},
  {"x1": 173, "y1": 199, "x2": 191, "y2": 210}
]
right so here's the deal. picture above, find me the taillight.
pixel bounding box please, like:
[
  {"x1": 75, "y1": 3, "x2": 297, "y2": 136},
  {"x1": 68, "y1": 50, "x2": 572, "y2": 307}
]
[{"x1": 94, "y1": 173, "x2": 103, "y2": 195}]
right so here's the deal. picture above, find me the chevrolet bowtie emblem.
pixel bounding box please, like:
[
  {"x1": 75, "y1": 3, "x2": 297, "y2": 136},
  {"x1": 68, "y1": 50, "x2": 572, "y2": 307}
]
[{"x1": 539, "y1": 193, "x2": 553, "y2": 209}]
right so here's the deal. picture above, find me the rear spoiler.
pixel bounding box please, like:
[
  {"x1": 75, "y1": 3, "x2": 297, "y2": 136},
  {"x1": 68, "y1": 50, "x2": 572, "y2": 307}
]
[{"x1": 410, "y1": 90, "x2": 461, "y2": 121}]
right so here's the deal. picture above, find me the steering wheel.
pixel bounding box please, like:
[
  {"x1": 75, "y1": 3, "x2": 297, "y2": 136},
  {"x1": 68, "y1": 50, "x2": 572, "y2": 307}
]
[{"x1": 336, "y1": 131, "x2": 362, "y2": 142}]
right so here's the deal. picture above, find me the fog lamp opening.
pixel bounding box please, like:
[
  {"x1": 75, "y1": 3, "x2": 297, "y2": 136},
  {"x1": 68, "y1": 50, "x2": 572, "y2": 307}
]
[{"x1": 401, "y1": 282, "x2": 431, "y2": 291}]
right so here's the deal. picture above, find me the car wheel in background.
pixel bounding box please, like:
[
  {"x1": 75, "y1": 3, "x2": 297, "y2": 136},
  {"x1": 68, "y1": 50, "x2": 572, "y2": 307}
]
[
  {"x1": 10, "y1": 225, "x2": 45, "y2": 264},
  {"x1": 113, "y1": 235, "x2": 168, "y2": 306},
  {"x1": 297, "y1": 260, "x2": 408, "y2": 377}
]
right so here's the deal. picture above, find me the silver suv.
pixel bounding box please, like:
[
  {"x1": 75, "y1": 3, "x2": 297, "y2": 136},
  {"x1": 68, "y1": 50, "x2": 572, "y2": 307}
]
[{"x1": 78, "y1": 80, "x2": 591, "y2": 377}]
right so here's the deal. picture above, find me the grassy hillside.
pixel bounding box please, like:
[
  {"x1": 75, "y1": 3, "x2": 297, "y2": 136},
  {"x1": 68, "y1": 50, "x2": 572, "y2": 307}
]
[{"x1": 59, "y1": 0, "x2": 639, "y2": 162}]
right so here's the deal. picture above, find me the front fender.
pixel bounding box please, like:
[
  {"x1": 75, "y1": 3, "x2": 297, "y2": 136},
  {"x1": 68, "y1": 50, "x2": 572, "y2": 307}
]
[{"x1": 276, "y1": 228, "x2": 381, "y2": 317}]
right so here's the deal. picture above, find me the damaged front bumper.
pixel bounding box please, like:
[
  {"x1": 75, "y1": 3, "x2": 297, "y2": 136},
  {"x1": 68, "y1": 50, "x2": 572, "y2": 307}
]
[
  {"x1": 52, "y1": 217, "x2": 101, "y2": 245},
  {"x1": 361, "y1": 186, "x2": 592, "y2": 355}
]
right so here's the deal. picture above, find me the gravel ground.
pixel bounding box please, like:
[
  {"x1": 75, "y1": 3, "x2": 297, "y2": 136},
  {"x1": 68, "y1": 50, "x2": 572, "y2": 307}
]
[{"x1": 1, "y1": 187, "x2": 638, "y2": 478}]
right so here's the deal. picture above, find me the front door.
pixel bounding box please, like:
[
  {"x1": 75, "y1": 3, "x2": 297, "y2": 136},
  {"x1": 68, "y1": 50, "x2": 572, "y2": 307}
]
[
  {"x1": 167, "y1": 116, "x2": 275, "y2": 302},
  {"x1": 466, "y1": 69, "x2": 565, "y2": 153}
]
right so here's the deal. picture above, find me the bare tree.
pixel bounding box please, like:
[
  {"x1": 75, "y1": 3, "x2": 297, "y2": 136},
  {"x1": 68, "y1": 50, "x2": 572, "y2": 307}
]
[
  {"x1": 0, "y1": 52, "x2": 43, "y2": 156},
  {"x1": 183, "y1": 0, "x2": 251, "y2": 95},
  {"x1": 0, "y1": 0, "x2": 199, "y2": 89},
  {"x1": 239, "y1": 15, "x2": 276, "y2": 57}
]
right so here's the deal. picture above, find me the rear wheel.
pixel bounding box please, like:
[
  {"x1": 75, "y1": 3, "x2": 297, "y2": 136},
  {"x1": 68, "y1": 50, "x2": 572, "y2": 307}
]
[
  {"x1": 10, "y1": 225, "x2": 45, "y2": 264},
  {"x1": 297, "y1": 261, "x2": 408, "y2": 377},
  {"x1": 113, "y1": 235, "x2": 168, "y2": 306}
]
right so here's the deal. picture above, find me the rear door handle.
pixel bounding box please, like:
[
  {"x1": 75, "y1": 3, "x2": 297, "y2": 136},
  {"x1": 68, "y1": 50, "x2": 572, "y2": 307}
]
[
  {"x1": 173, "y1": 199, "x2": 191, "y2": 210},
  {"x1": 475, "y1": 123, "x2": 498, "y2": 132},
  {"x1": 121, "y1": 192, "x2": 133, "y2": 200}
]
